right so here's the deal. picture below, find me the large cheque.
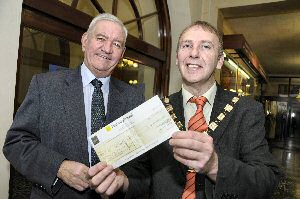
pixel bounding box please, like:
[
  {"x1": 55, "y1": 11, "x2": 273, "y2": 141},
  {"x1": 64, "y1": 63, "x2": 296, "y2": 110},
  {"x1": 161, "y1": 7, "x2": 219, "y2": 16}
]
[{"x1": 88, "y1": 95, "x2": 179, "y2": 168}]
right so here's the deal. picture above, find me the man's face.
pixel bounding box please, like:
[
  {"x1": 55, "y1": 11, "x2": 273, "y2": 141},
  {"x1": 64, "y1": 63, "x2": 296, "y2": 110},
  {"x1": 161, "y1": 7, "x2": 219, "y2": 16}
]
[
  {"x1": 81, "y1": 20, "x2": 126, "y2": 77},
  {"x1": 176, "y1": 26, "x2": 223, "y2": 87}
]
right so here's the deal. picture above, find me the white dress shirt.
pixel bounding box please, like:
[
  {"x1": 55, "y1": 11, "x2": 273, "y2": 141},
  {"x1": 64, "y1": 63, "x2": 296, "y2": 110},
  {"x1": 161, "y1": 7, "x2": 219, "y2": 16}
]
[{"x1": 81, "y1": 63, "x2": 110, "y2": 165}]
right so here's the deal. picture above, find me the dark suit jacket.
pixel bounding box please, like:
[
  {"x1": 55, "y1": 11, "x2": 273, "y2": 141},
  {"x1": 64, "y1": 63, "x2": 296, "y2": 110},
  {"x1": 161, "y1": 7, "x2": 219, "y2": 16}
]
[
  {"x1": 3, "y1": 67, "x2": 144, "y2": 199},
  {"x1": 124, "y1": 85, "x2": 282, "y2": 199}
]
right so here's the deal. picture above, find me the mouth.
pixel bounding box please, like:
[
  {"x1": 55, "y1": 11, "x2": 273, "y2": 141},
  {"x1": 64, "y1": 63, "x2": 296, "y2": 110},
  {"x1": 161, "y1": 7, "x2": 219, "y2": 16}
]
[
  {"x1": 96, "y1": 54, "x2": 111, "y2": 60},
  {"x1": 186, "y1": 63, "x2": 203, "y2": 70}
]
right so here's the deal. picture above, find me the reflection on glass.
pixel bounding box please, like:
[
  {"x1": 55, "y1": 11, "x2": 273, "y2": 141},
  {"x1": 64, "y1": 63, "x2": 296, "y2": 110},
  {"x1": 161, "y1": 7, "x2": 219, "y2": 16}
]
[
  {"x1": 290, "y1": 78, "x2": 300, "y2": 97},
  {"x1": 221, "y1": 54, "x2": 256, "y2": 97},
  {"x1": 142, "y1": 16, "x2": 160, "y2": 48},
  {"x1": 136, "y1": 0, "x2": 156, "y2": 14},
  {"x1": 96, "y1": 0, "x2": 113, "y2": 13},
  {"x1": 221, "y1": 60, "x2": 237, "y2": 92},
  {"x1": 77, "y1": 0, "x2": 99, "y2": 16},
  {"x1": 117, "y1": 1, "x2": 136, "y2": 23},
  {"x1": 264, "y1": 78, "x2": 288, "y2": 97},
  {"x1": 18, "y1": 27, "x2": 83, "y2": 107},
  {"x1": 272, "y1": 78, "x2": 290, "y2": 97},
  {"x1": 113, "y1": 58, "x2": 155, "y2": 100},
  {"x1": 59, "y1": 0, "x2": 161, "y2": 49},
  {"x1": 274, "y1": 77, "x2": 300, "y2": 97},
  {"x1": 125, "y1": 22, "x2": 139, "y2": 39},
  {"x1": 59, "y1": 0, "x2": 73, "y2": 6},
  {"x1": 237, "y1": 72, "x2": 254, "y2": 96}
]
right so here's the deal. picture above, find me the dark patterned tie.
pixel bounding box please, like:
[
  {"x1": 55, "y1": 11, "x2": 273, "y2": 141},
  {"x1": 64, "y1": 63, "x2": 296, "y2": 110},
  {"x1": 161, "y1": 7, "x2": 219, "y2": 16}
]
[
  {"x1": 182, "y1": 96, "x2": 208, "y2": 199},
  {"x1": 90, "y1": 79, "x2": 106, "y2": 166}
]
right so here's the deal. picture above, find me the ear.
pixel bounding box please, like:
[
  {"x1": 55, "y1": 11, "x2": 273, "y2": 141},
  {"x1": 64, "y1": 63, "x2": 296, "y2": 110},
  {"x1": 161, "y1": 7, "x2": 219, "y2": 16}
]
[
  {"x1": 216, "y1": 54, "x2": 224, "y2": 70},
  {"x1": 81, "y1": 32, "x2": 88, "y2": 52},
  {"x1": 176, "y1": 57, "x2": 178, "y2": 66}
]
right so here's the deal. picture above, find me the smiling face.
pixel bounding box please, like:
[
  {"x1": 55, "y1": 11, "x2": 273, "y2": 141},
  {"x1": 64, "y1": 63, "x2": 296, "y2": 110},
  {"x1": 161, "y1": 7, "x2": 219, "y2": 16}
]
[
  {"x1": 177, "y1": 25, "x2": 224, "y2": 94},
  {"x1": 81, "y1": 20, "x2": 126, "y2": 78}
]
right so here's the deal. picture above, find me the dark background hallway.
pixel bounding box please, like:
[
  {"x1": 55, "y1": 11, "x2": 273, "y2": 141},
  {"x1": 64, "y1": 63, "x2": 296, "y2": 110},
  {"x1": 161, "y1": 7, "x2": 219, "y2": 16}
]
[{"x1": 270, "y1": 138, "x2": 300, "y2": 199}]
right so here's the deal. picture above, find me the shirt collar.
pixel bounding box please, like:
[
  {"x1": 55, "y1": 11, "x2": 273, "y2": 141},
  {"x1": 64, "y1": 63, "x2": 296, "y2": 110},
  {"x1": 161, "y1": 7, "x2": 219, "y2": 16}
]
[
  {"x1": 182, "y1": 82, "x2": 217, "y2": 105},
  {"x1": 81, "y1": 63, "x2": 110, "y2": 92}
]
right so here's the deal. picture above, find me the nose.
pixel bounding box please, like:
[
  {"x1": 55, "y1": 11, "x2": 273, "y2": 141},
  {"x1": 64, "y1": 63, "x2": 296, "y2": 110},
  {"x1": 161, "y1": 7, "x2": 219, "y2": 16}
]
[
  {"x1": 102, "y1": 40, "x2": 113, "y2": 54},
  {"x1": 190, "y1": 46, "x2": 200, "y2": 58}
]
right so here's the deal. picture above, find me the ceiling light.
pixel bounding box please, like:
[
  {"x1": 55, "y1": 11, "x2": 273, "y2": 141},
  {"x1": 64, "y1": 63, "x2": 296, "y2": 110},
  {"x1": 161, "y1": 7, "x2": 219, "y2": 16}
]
[
  {"x1": 291, "y1": 112, "x2": 295, "y2": 117},
  {"x1": 238, "y1": 68, "x2": 250, "y2": 79},
  {"x1": 228, "y1": 59, "x2": 239, "y2": 70},
  {"x1": 228, "y1": 58, "x2": 250, "y2": 79}
]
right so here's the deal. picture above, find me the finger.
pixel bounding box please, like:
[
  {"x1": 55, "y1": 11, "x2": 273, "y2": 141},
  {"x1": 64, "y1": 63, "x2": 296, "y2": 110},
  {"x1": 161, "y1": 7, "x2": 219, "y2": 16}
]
[
  {"x1": 73, "y1": 182, "x2": 89, "y2": 192},
  {"x1": 90, "y1": 164, "x2": 114, "y2": 187},
  {"x1": 173, "y1": 152, "x2": 204, "y2": 172},
  {"x1": 170, "y1": 133, "x2": 213, "y2": 149},
  {"x1": 94, "y1": 172, "x2": 116, "y2": 194},
  {"x1": 173, "y1": 152, "x2": 197, "y2": 170},
  {"x1": 169, "y1": 137, "x2": 201, "y2": 151},
  {"x1": 171, "y1": 131, "x2": 187, "y2": 138},
  {"x1": 173, "y1": 146, "x2": 215, "y2": 173},
  {"x1": 104, "y1": 169, "x2": 126, "y2": 195},
  {"x1": 170, "y1": 132, "x2": 199, "y2": 143},
  {"x1": 70, "y1": 175, "x2": 89, "y2": 191},
  {"x1": 88, "y1": 162, "x2": 107, "y2": 177},
  {"x1": 173, "y1": 147, "x2": 199, "y2": 159},
  {"x1": 104, "y1": 175, "x2": 120, "y2": 196},
  {"x1": 79, "y1": 167, "x2": 90, "y2": 181},
  {"x1": 172, "y1": 130, "x2": 210, "y2": 140},
  {"x1": 77, "y1": 174, "x2": 90, "y2": 190},
  {"x1": 71, "y1": 170, "x2": 90, "y2": 191}
]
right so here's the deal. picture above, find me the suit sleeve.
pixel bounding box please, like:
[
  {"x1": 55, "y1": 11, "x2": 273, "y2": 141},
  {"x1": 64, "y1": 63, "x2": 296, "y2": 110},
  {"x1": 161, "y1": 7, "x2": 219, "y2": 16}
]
[
  {"x1": 2, "y1": 75, "x2": 66, "y2": 195},
  {"x1": 214, "y1": 100, "x2": 283, "y2": 198}
]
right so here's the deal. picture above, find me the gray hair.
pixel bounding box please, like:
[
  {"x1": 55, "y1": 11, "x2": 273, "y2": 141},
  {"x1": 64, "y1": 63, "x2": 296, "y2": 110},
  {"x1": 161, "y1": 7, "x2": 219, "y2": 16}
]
[{"x1": 87, "y1": 13, "x2": 128, "y2": 41}]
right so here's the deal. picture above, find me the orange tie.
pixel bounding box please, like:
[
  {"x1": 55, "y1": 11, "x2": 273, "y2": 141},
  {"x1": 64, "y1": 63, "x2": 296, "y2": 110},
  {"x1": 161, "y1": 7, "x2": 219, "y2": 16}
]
[{"x1": 182, "y1": 96, "x2": 208, "y2": 199}]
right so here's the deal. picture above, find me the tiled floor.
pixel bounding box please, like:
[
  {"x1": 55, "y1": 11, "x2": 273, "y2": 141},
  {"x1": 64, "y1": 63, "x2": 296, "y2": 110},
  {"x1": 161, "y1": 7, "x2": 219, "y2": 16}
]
[{"x1": 269, "y1": 138, "x2": 300, "y2": 199}]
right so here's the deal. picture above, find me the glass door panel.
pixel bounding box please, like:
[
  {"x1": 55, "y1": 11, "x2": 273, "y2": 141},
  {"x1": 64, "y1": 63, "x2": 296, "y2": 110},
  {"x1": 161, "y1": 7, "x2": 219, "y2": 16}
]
[
  {"x1": 17, "y1": 27, "x2": 83, "y2": 107},
  {"x1": 113, "y1": 58, "x2": 156, "y2": 100}
]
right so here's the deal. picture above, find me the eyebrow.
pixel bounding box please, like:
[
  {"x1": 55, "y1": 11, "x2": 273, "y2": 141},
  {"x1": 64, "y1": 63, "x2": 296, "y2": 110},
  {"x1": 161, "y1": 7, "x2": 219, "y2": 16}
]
[
  {"x1": 95, "y1": 33, "x2": 108, "y2": 39},
  {"x1": 95, "y1": 33, "x2": 124, "y2": 45},
  {"x1": 201, "y1": 40, "x2": 215, "y2": 47},
  {"x1": 180, "y1": 39, "x2": 192, "y2": 43},
  {"x1": 181, "y1": 39, "x2": 215, "y2": 47}
]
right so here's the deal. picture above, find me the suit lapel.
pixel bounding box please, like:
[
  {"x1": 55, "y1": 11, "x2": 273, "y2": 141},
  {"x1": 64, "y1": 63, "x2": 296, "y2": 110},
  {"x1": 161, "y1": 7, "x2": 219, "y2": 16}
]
[
  {"x1": 62, "y1": 68, "x2": 89, "y2": 164},
  {"x1": 169, "y1": 90, "x2": 186, "y2": 129},
  {"x1": 106, "y1": 77, "x2": 126, "y2": 124},
  {"x1": 208, "y1": 84, "x2": 237, "y2": 145}
]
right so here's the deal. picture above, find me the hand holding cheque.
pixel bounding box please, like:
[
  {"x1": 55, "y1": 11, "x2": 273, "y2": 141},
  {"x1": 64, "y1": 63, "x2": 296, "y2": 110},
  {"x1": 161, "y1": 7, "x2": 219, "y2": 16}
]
[
  {"x1": 87, "y1": 95, "x2": 179, "y2": 196},
  {"x1": 89, "y1": 95, "x2": 179, "y2": 168}
]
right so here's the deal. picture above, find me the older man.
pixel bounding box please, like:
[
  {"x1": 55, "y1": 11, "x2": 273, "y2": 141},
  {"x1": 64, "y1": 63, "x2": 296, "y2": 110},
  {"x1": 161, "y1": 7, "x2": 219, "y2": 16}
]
[{"x1": 3, "y1": 13, "x2": 144, "y2": 198}]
